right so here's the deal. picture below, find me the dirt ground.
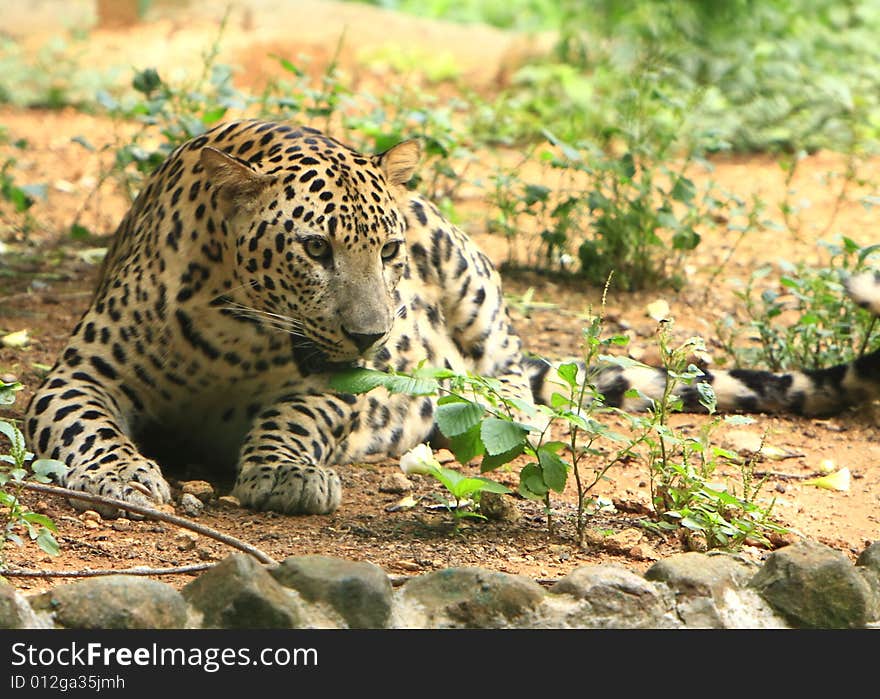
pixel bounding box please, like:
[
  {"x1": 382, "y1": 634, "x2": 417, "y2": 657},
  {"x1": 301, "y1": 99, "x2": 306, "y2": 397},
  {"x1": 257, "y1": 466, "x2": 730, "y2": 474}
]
[{"x1": 1, "y1": 1, "x2": 879, "y2": 594}]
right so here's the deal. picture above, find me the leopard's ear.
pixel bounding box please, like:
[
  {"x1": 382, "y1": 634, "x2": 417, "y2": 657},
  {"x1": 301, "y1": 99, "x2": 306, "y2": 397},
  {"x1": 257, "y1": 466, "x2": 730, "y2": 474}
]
[
  {"x1": 375, "y1": 140, "x2": 420, "y2": 187},
  {"x1": 200, "y1": 147, "x2": 274, "y2": 217}
]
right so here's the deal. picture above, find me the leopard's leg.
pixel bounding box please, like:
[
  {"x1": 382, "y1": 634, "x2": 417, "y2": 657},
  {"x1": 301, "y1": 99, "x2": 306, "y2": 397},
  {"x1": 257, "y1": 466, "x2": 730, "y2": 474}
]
[
  {"x1": 232, "y1": 391, "x2": 360, "y2": 514},
  {"x1": 24, "y1": 359, "x2": 171, "y2": 517}
]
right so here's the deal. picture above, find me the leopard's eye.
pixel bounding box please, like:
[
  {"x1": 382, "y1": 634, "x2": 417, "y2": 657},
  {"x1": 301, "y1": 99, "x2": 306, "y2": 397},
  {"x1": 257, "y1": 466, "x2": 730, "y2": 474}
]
[
  {"x1": 303, "y1": 237, "x2": 331, "y2": 260},
  {"x1": 380, "y1": 241, "x2": 401, "y2": 261}
]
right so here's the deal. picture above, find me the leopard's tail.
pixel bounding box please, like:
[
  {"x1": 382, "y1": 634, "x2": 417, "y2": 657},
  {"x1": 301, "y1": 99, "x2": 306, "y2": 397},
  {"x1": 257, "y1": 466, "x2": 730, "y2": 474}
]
[{"x1": 525, "y1": 271, "x2": 880, "y2": 418}]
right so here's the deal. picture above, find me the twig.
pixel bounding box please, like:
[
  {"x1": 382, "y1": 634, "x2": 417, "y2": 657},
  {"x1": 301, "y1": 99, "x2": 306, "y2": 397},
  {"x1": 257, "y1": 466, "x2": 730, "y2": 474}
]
[
  {"x1": 0, "y1": 564, "x2": 213, "y2": 578},
  {"x1": 15, "y1": 480, "x2": 278, "y2": 565},
  {"x1": 388, "y1": 574, "x2": 561, "y2": 588}
]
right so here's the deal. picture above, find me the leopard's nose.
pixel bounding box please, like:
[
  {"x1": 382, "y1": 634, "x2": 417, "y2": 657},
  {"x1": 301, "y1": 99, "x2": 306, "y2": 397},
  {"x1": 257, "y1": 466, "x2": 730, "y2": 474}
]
[{"x1": 342, "y1": 328, "x2": 385, "y2": 353}]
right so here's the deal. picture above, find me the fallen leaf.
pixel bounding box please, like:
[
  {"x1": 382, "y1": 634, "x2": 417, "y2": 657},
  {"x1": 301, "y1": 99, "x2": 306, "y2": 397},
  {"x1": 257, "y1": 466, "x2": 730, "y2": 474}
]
[
  {"x1": 645, "y1": 299, "x2": 671, "y2": 322},
  {"x1": 77, "y1": 247, "x2": 108, "y2": 265},
  {"x1": 385, "y1": 494, "x2": 420, "y2": 512},
  {"x1": 1, "y1": 329, "x2": 30, "y2": 348},
  {"x1": 802, "y1": 468, "x2": 850, "y2": 492}
]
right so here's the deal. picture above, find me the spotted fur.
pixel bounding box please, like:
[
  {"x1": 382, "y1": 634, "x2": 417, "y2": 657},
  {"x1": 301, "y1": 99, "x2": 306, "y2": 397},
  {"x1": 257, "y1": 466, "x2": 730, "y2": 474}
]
[{"x1": 24, "y1": 120, "x2": 880, "y2": 516}]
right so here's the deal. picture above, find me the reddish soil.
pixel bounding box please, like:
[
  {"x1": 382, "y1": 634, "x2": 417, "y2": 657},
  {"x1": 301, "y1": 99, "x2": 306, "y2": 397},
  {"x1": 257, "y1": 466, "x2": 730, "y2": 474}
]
[{"x1": 1, "y1": 1, "x2": 878, "y2": 594}]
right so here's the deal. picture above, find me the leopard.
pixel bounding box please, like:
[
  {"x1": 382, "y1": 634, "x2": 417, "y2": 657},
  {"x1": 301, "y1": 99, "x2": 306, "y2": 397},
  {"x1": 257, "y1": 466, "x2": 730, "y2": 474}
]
[{"x1": 23, "y1": 119, "x2": 880, "y2": 517}]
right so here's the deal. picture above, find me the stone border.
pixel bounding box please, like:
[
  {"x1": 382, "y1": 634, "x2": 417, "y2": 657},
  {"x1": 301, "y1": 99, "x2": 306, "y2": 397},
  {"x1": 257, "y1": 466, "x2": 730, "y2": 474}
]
[{"x1": 3, "y1": 540, "x2": 879, "y2": 629}]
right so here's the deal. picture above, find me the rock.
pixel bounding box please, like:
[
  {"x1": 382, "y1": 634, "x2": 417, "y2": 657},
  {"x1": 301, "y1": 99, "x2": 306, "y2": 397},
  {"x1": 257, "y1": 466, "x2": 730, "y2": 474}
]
[
  {"x1": 180, "y1": 480, "x2": 215, "y2": 502},
  {"x1": 750, "y1": 540, "x2": 880, "y2": 628},
  {"x1": 549, "y1": 565, "x2": 676, "y2": 628},
  {"x1": 378, "y1": 471, "x2": 413, "y2": 494},
  {"x1": 478, "y1": 491, "x2": 521, "y2": 522},
  {"x1": 628, "y1": 543, "x2": 660, "y2": 561},
  {"x1": 182, "y1": 553, "x2": 305, "y2": 629},
  {"x1": 111, "y1": 518, "x2": 131, "y2": 531},
  {"x1": 856, "y1": 541, "x2": 880, "y2": 574},
  {"x1": 29, "y1": 576, "x2": 187, "y2": 629},
  {"x1": 646, "y1": 552, "x2": 782, "y2": 628},
  {"x1": 684, "y1": 530, "x2": 708, "y2": 552},
  {"x1": 217, "y1": 495, "x2": 241, "y2": 508},
  {"x1": 768, "y1": 531, "x2": 800, "y2": 548},
  {"x1": 397, "y1": 567, "x2": 544, "y2": 628},
  {"x1": 724, "y1": 429, "x2": 764, "y2": 456},
  {"x1": 270, "y1": 555, "x2": 392, "y2": 628},
  {"x1": 606, "y1": 528, "x2": 642, "y2": 550},
  {"x1": 175, "y1": 531, "x2": 198, "y2": 551},
  {"x1": 584, "y1": 527, "x2": 642, "y2": 553},
  {"x1": 0, "y1": 583, "x2": 49, "y2": 629},
  {"x1": 179, "y1": 493, "x2": 204, "y2": 517}
]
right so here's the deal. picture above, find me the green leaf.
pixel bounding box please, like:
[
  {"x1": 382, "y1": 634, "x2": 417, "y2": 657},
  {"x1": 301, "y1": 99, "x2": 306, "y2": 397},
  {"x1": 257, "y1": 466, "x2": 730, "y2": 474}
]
[
  {"x1": 537, "y1": 446, "x2": 569, "y2": 492},
  {"x1": 0, "y1": 420, "x2": 22, "y2": 447},
  {"x1": 329, "y1": 368, "x2": 389, "y2": 393},
  {"x1": 23, "y1": 512, "x2": 57, "y2": 531},
  {"x1": 518, "y1": 462, "x2": 549, "y2": 499},
  {"x1": 480, "y1": 418, "x2": 528, "y2": 456},
  {"x1": 550, "y1": 391, "x2": 572, "y2": 409},
  {"x1": 35, "y1": 529, "x2": 60, "y2": 557},
  {"x1": 69, "y1": 223, "x2": 92, "y2": 240},
  {"x1": 670, "y1": 176, "x2": 696, "y2": 204},
  {"x1": 480, "y1": 442, "x2": 525, "y2": 472},
  {"x1": 132, "y1": 68, "x2": 162, "y2": 95},
  {"x1": 201, "y1": 106, "x2": 228, "y2": 125},
  {"x1": 436, "y1": 401, "x2": 485, "y2": 437},
  {"x1": 383, "y1": 374, "x2": 439, "y2": 395},
  {"x1": 31, "y1": 459, "x2": 66, "y2": 481},
  {"x1": 434, "y1": 468, "x2": 511, "y2": 499},
  {"x1": 329, "y1": 368, "x2": 438, "y2": 396},
  {"x1": 448, "y1": 423, "x2": 485, "y2": 464},
  {"x1": 71, "y1": 135, "x2": 95, "y2": 151},
  {"x1": 556, "y1": 362, "x2": 579, "y2": 388},
  {"x1": 524, "y1": 184, "x2": 551, "y2": 205}
]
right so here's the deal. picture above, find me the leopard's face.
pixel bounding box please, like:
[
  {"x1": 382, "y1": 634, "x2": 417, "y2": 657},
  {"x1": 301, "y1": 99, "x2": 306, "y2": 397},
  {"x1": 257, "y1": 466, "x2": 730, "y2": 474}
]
[{"x1": 204, "y1": 137, "x2": 415, "y2": 363}]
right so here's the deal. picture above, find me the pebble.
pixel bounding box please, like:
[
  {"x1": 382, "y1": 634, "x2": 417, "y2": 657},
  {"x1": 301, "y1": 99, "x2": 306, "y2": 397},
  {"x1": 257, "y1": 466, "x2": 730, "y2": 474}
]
[
  {"x1": 629, "y1": 543, "x2": 660, "y2": 561},
  {"x1": 684, "y1": 530, "x2": 708, "y2": 552},
  {"x1": 478, "y1": 491, "x2": 521, "y2": 522},
  {"x1": 179, "y1": 493, "x2": 204, "y2": 517},
  {"x1": 606, "y1": 528, "x2": 643, "y2": 550},
  {"x1": 83, "y1": 520, "x2": 100, "y2": 530},
  {"x1": 111, "y1": 518, "x2": 131, "y2": 532},
  {"x1": 175, "y1": 532, "x2": 198, "y2": 551},
  {"x1": 180, "y1": 480, "x2": 215, "y2": 503},
  {"x1": 378, "y1": 472, "x2": 413, "y2": 494},
  {"x1": 80, "y1": 510, "x2": 102, "y2": 523},
  {"x1": 217, "y1": 495, "x2": 241, "y2": 508}
]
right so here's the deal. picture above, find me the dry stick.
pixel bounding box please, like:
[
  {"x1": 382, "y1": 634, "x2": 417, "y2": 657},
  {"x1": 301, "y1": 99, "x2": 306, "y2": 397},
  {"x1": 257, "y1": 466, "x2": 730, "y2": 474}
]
[
  {"x1": 1, "y1": 564, "x2": 214, "y2": 578},
  {"x1": 11, "y1": 480, "x2": 278, "y2": 566}
]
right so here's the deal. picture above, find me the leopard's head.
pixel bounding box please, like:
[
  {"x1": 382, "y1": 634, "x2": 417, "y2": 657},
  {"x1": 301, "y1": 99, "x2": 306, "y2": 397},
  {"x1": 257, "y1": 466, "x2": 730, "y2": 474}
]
[{"x1": 201, "y1": 132, "x2": 419, "y2": 363}]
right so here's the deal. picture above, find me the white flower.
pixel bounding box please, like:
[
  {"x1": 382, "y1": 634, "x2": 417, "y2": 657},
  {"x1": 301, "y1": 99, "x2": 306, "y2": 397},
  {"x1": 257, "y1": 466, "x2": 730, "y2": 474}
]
[{"x1": 399, "y1": 443, "x2": 441, "y2": 476}]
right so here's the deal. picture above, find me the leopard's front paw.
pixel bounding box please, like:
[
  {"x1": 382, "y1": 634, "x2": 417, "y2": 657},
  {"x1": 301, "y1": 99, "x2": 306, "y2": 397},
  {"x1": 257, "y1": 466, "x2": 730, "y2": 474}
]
[
  {"x1": 64, "y1": 458, "x2": 172, "y2": 518},
  {"x1": 232, "y1": 461, "x2": 342, "y2": 515}
]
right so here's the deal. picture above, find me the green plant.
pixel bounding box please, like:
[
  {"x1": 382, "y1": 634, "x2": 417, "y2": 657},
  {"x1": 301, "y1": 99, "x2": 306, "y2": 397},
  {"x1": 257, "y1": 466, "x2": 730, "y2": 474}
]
[
  {"x1": 0, "y1": 133, "x2": 47, "y2": 236},
  {"x1": 94, "y1": 12, "x2": 250, "y2": 200},
  {"x1": 638, "y1": 323, "x2": 786, "y2": 548},
  {"x1": 399, "y1": 443, "x2": 511, "y2": 527},
  {"x1": 719, "y1": 238, "x2": 880, "y2": 371},
  {"x1": 0, "y1": 379, "x2": 65, "y2": 567},
  {"x1": 330, "y1": 304, "x2": 640, "y2": 543},
  {"x1": 0, "y1": 33, "x2": 120, "y2": 110}
]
